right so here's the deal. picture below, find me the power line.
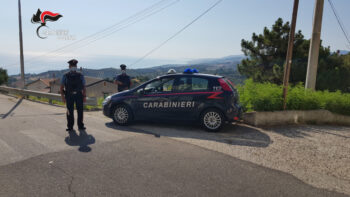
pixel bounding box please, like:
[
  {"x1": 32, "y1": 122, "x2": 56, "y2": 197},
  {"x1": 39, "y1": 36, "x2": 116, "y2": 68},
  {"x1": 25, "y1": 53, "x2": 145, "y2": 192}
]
[
  {"x1": 46, "y1": 0, "x2": 179, "y2": 57},
  {"x1": 130, "y1": 0, "x2": 223, "y2": 66},
  {"x1": 327, "y1": 0, "x2": 350, "y2": 49},
  {"x1": 20, "y1": 0, "x2": 176, "y2": 65},
  {"x1": 5, "y1": 0, "x2": 177, "y2": 67},
  {"x1": 48, "y1": 0, "x2": 180, "y2": 56}
]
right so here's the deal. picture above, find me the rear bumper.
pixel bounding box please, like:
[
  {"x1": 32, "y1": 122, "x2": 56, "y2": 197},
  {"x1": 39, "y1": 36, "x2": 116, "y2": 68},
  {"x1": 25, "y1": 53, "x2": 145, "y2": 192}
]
[{"x1": 225, "y1": 104, "x2": 243, "y2": 122}]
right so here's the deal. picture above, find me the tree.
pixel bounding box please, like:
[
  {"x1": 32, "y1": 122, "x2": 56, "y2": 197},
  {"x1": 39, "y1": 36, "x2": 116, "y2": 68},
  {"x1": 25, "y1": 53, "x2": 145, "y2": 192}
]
[
  {"x1": 238, "y1": 18, "x2": 350, "y2": 92},
  {"x1": 0, "y1": 68, "x2": 8, "y2": 85},
  {"x1": 316, "y1": 53, "x2": 350, "y2": 92},
  {"x1": 238, "y1": 18, "x2": 330, "y2": 85}
]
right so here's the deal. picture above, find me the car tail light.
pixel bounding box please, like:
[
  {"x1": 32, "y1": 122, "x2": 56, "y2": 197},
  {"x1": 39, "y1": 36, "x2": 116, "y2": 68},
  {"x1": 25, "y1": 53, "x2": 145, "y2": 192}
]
[{"x1": 218, "y1": 78, "x2": 232, "y2": 92}]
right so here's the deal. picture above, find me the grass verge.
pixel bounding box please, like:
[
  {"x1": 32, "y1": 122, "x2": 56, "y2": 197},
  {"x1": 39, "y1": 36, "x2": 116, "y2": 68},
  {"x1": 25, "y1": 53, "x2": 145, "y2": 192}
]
[{"x1": 237, "y1": 79, "x2": 350, "y2": 116}]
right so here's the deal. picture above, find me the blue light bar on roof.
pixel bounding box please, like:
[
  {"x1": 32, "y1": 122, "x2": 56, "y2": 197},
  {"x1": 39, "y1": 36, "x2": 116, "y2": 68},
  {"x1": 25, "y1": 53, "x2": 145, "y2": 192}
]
[
  {"x1": 183, "y1": 68, "x2": 199, "y2": 74},
  {"x1": 184, "y1": 68, "x2": 192, "y2": 73}
]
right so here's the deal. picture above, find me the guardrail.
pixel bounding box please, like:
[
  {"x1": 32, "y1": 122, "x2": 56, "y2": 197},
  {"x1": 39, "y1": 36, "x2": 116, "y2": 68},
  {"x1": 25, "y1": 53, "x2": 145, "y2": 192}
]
[{"x1": 0, "y1": 86, "x2": 97, "y2": 106}]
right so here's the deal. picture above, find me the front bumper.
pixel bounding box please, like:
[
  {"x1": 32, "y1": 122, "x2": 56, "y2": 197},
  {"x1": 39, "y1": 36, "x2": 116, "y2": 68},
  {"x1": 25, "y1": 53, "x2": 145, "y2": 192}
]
[{"x1": 103, "y1": 103, "x2": 112, "y2": 118}]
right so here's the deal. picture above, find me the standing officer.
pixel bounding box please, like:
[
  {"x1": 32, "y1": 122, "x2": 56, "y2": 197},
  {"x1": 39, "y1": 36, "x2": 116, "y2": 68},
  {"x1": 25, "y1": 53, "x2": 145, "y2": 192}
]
[
  {"x1": 60, "y1": 59, "x2": 86, "y2": 131},
  {"x1": 114, "y1": 64, "x2": 132, "y2": 92}
]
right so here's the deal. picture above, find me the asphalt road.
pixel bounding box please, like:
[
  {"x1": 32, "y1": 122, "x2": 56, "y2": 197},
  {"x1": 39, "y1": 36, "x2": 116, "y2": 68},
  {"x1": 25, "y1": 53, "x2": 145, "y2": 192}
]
[{"x1": 0, "y1": 94, "x2": 347, "y2": 197}]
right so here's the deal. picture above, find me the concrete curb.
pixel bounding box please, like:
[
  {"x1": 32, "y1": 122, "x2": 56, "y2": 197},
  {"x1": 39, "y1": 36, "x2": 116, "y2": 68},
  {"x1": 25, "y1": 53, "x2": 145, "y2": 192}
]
[{"x1": 242, "y1": 110, "x2": 350, "y2": 127}]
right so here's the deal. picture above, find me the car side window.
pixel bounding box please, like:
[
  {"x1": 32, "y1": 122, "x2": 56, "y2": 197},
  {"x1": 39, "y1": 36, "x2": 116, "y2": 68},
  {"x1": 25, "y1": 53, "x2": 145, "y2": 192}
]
[
  {"x1": 143, "y1": 77, "x2": 175, "y2": 94},
  {"x1": 175, "y1": 77, "x2": 209, "y2": 92},
  {"x1": 192, "y1": 77, "x2": 209, "y2": 91},
  {"x1": 175, "y1": 77, "x2": 192, "y2": 92},
  {"x1": 162, "y1": 78, "x2": 175, "y2": 92}
]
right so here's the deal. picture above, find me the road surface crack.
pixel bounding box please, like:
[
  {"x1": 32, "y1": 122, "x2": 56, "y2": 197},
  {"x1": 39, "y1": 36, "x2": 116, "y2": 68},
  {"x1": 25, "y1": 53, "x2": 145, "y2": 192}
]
[{"x1": 49, "y1": 162, "x2": 77, "y2": 197}]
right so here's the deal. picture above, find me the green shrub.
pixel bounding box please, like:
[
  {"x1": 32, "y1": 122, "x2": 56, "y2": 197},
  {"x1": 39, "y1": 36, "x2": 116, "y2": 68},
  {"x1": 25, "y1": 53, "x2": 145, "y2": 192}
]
[
  {"x1": 323, "y1": 91, "x2": 350, "y2": 116},
  {"x1": 286, "y1": 84, "x2": 322, "y2": 110},
  {"x1": 237, "y1": 79, "x2": 283, "y2": 112},
  {"x1": 237, "y1": 79, "x2": 350, "y2": 116},
  {"x1": 97, "y1": 97, "x2": 104, "y2": 107}
]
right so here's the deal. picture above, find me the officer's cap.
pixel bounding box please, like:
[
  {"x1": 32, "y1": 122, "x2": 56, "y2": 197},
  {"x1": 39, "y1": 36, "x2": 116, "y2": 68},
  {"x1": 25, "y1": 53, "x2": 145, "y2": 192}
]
[
  {"x1": 120, "y1": 64, "x2": 126, "y2": 69},
  {"x1": 68, "y1": 59, "x2": 78, "y2": 66}
]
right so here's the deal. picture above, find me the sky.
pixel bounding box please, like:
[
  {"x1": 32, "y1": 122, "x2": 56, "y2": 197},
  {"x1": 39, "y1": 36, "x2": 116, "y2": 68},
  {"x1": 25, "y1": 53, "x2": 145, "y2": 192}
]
[{"x1": 1, "y1": 0, "x2": 350, "y2": 75}]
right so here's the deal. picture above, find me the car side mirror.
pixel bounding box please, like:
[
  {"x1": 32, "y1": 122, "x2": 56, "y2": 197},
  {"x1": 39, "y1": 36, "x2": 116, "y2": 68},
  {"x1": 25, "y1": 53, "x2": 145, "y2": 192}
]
[{"x1": 137, "y1": 89, "x2": 145, "y2": 95}]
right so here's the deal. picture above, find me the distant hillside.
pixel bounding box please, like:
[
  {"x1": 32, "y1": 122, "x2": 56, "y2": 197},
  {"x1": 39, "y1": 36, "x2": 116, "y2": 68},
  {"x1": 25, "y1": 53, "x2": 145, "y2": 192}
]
[
  {"x1": 339, "y1": 50, "x2": 350, "y2": 55},
  {"x1": 188, "y1": 55, "x2": 244, "y2": 65},
  {"x1": 9, "y1": 55, "x2": 246, "y2": 87}
]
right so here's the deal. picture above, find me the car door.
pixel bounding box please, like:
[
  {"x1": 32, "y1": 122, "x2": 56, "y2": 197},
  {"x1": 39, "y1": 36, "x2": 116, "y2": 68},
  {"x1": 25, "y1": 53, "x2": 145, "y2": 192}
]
[
  {"x1": 132, "y1": 77, "x2": 176, "y2": 120},
  {"x1": 170, "y1": 76, "x2": 212, "y2": 121}
]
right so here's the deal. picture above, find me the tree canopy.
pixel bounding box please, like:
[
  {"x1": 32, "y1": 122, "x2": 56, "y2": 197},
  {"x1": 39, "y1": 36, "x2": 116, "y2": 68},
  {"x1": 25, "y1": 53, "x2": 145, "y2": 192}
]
[
  {"x1": 0, "y1": 68, "x2": 8, "y2": 85},
  {"x1": 238, "y1": 18, "x2": 350, "y2": 92}
]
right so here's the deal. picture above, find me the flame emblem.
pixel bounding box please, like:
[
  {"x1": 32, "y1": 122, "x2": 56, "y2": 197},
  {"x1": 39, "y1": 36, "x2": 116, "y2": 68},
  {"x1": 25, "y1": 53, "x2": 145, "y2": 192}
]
[{"x1": 31, "y1": 9, "x2": 63, "y2": 39}]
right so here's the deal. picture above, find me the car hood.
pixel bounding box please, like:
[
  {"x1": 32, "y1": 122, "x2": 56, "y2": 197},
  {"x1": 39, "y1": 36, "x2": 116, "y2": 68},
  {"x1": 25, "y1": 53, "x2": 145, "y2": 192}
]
[{"x1": 111, "y1": 90, "x2": 133, "y2": 98}]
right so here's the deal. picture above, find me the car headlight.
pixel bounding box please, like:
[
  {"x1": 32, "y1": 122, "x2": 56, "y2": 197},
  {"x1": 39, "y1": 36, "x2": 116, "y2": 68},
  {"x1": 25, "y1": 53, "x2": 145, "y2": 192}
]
[{"x1": 102, "y1": 96, "x2": 112, "y2": 106}]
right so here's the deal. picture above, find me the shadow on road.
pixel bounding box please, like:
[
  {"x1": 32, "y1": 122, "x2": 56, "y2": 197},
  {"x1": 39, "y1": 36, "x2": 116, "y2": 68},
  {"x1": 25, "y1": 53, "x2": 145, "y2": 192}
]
[
  {"x1": 0, "y1": 97, "x2": 23, "y2": 119},
  {"x1": 65, "y1": 129, "x2": 96, "y2": 152},
  {"x1": 105, "y1": 121, "x2": 271, "y2": 148}
]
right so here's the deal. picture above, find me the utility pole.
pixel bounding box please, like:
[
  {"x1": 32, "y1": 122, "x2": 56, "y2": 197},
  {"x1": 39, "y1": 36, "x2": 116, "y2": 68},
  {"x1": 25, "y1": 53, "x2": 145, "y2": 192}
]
[
  {"x1": 305, "y1": 0, "x2": 324, "y2": 90},
  {"x1": 18, "y1": 0, "x2": 25, "y2": 88},
  {"x1": 282, "y1": 0, "x2": 299, "y2": 110}
]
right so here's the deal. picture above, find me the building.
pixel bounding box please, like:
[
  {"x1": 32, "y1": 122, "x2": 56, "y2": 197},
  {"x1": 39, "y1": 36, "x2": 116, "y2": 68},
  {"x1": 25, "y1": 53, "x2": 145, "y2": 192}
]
[
  {"x1": 50, "y1": 76, "x2": 117, "y2": 98},
  {"x1": 26, "y1": 78, "x2": 55, "y2": 93},
  {"x1": 10, "y1": 80, "x2": 24, "y2": 88}
]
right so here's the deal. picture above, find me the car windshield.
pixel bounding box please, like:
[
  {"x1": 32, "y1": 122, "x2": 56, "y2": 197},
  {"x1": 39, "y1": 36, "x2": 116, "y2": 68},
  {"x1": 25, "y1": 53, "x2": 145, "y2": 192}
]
[{"x1": 142, "y1": 77, "x2": 175, "y2": 93}]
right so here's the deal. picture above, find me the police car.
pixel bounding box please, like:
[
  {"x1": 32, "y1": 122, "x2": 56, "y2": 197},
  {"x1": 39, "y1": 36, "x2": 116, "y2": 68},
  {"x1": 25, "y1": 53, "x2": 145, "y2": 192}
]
[{"x1": 102, "y1": 68, "x2": 242, "y2": 132}]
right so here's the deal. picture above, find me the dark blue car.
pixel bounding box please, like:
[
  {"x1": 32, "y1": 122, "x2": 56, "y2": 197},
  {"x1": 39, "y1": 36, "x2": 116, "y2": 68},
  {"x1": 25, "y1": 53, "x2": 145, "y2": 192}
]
[{"x1": 102, "y1": 69, "x2": 242, "y2": 132}]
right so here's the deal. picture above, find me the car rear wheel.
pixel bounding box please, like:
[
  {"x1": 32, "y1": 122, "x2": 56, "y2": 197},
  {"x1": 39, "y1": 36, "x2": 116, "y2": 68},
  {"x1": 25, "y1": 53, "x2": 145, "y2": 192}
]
[
  {"x1": 112, "y1": 105, "x2": 133, "y2": 126},
  {"x1": 201, "y1": 109, "x2": 224, "y2": 132}
]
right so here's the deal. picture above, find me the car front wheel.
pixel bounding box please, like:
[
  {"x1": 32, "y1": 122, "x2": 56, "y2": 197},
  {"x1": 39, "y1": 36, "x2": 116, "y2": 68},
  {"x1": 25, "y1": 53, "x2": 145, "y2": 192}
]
[
  {"x1": 112, "y1": 105, "x2": 133, "y2": 126},
  {"x1": 201, "y1": 109, "x2": 224, "y2": 132}
]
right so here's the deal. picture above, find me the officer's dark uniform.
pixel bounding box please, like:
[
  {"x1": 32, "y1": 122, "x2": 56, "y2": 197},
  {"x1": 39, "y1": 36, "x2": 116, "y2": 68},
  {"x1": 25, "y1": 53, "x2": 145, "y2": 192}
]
[
  {"x1": 62, "y1": 59, "x2": 86, "y2": 130},
  {"x1": 116, "y1": 74, "x2": 131, "y2": 92},
  {"x1": 115, "y1": 65, "x2": 131, "y2": 92}
]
